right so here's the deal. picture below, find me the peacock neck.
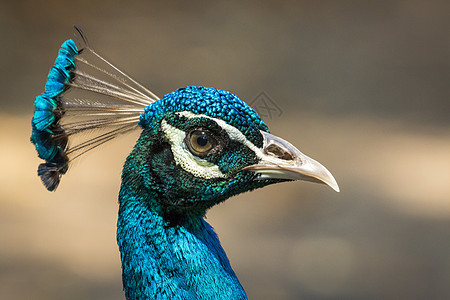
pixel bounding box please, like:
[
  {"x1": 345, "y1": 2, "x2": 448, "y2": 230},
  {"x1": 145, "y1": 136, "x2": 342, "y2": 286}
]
[{"x1": 117, "y1": 185, "x2": 248, "y2": 299}]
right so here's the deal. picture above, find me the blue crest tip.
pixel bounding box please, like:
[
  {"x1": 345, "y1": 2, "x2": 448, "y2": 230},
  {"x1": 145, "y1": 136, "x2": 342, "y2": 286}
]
[{"x1": 31, "y1": 39, "x2": 80, "y2": 191}]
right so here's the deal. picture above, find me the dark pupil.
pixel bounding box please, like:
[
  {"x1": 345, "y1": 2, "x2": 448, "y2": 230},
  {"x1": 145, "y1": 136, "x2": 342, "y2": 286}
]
[{"x1": 196, "y1": 134, "x2": 208, "y2": 147}]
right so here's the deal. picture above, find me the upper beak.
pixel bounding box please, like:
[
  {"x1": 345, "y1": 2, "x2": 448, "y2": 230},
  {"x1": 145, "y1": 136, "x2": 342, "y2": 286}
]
[{"x1": 243, "y1": 131, "x2": 340, "y2": 192}]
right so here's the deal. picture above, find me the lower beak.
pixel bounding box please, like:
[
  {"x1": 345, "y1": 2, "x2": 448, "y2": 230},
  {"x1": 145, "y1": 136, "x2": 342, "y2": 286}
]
[{"x1": 243, "y1": 131, "x2": 340, "y2": 192}]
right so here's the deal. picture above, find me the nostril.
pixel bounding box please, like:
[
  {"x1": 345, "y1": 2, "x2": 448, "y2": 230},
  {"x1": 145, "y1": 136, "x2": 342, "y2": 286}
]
[{"x1": 265, "y1": 144, "x2": 294, "y2": 160}]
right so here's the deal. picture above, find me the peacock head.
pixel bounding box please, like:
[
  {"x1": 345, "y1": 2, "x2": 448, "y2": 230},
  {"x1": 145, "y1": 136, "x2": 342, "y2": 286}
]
[
  {"x1": 31, "y1": 33, "x2": 338, "y2": 219},
  {"x1": 126, "y1": 86, "x2": 339, "y2": 219}
]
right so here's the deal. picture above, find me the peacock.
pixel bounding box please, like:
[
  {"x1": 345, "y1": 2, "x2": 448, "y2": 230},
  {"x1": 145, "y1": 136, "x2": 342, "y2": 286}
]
[{"x1": 31, "y1": 28, "x2": 339, "y2": 299}]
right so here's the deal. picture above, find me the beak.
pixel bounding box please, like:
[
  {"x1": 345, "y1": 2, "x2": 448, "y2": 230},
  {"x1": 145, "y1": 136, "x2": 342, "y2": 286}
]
[{"x1": 243, "y1": 131, "x2": 340, "y2": 192}]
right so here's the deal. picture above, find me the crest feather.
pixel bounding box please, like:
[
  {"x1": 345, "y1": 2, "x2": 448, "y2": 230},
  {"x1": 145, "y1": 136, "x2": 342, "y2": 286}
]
[{"x1": 31, "y1": 27, "x2": 158, "y2": 190}]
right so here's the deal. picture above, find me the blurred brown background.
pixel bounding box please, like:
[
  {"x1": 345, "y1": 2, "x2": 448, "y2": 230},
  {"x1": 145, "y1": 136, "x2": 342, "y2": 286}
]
[{"x1": 1, "y1": 0, "x2": 449, "y2": 299}]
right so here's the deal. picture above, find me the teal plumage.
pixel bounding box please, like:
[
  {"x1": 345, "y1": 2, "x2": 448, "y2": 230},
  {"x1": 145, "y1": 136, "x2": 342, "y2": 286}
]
[
  {"x1": 31, "y1": 28, "x2": 339, "y2": 299},
  {"x1": 118, "y1": 87, "x2": 280, "y2": 298}
]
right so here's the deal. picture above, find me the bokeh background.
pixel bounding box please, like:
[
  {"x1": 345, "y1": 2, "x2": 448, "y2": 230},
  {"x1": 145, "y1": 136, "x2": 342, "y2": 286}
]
[{"x1": 1, "y1": 0, "x2": 449, "y2": 299}]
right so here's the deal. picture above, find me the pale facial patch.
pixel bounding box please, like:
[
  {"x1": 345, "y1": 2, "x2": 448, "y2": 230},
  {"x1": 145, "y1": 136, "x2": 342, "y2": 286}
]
[
  {"x1": 161, "y1": 111, "x2": 285, "y2": 179},
  {"x1": 161, "y1": 119, "x2": 227, "y2": 179},
  {"x1": 178, "y1": 112, "x2": 283, "y2": 164}
]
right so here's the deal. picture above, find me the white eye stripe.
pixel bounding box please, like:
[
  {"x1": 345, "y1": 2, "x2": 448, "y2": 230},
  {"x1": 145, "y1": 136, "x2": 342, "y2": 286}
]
[
  {"x1": 161, "y1": 120, "x2": 227, "y2": 179},
  {"x1": 162, "y1": 111, "x2": 280, "y2": 179},
  {"x1": 176, "y1": 111, "x2": 268, "y2": 161}
]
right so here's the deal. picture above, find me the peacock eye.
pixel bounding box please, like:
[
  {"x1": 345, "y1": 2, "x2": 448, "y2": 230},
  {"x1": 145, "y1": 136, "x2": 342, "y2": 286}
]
[{"x1": 185, "y1": 129, "x2": 217, "y2": 157}]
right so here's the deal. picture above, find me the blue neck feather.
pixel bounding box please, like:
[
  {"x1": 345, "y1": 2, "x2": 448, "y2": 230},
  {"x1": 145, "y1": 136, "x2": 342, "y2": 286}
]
[
  {"x1": 117, "y1": 133, "x2": 248, "y2": 299},
  {"x1": 117, "y1": 191, "x2": 247, "y2": 299}
]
